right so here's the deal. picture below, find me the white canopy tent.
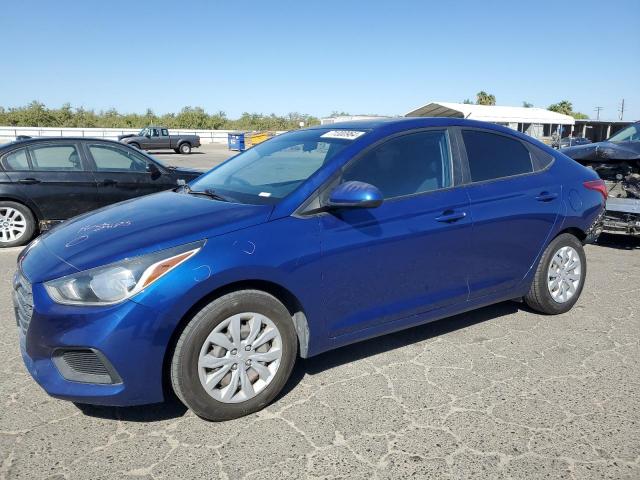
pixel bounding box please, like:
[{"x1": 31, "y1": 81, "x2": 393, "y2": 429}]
[{"x1": 405, "y1": 102, "x2": 575, "y2": 138}]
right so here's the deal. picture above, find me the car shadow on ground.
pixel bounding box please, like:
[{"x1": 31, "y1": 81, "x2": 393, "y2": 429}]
[
  {"x1": 77, "y1": 301, "x2": 521, "y2": 423},
  {"x1": 595, "y1": 232, "x2": 640, "y2": 250},
  {"x1": 148, "y1": 150, "x2": 205, "y2": 155}
]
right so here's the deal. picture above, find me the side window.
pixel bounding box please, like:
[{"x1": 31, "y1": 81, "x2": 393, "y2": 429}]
[
  {"x1": 462, "y1": 130, "x2": 533, "y2": 182},
  {"x1": 529, "y1": 144, "x2": 555, "y2": 171},
  {"x1": 89, "y1": 144, "x2": 149, "y2": 172},
  {"x1": 151, "y1": 128, "x2": 160, "y2": 137},
  {"x1": 28, "y1": 144, "x2": 83, "y2": 171},
  {"x1": 161, "y1": 129, "x2": 169, "y2": 136},
  {"x1": 342, "y1": 130, "x2": 452, "y2": 199},
  {"x1": 1, "y1": 148, "x2": 30, "y2": 171}
]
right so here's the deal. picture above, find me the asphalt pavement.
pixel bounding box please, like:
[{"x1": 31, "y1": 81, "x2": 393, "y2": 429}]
[{"x1": 0, "y1": 235, "x2": 639, "y2": 479}]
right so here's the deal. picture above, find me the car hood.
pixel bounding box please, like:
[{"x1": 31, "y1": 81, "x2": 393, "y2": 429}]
[
  {"x1": 561, "y1": 141, "x2": 640, "y2": 162},
  {"x1": 117, "y1": 134, "x2": 136, "y2": 140},
  {"x1": 21, "y1": 191, "x2": 272, "y2": 283},
  {"x1": 168, "y1": 166, "x2": 204, "y2": 177}
]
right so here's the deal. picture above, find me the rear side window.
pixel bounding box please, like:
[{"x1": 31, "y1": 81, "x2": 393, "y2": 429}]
[
  {"x1": 1, "y1": 148, "x2": 30, "y2": 171},
  {"x1": 89, "y1": 144, "x2": 148, "y2": 172},
  {"x1": 28, "y1": 144, "x2": 83, "y2": 171},
  {"x1": 462, "y1": 130, "x2": 533, "y2": 182},
  {"x1": 161, "y1": 129, "x2": 168, "y2": 136},
  {"x1": 342, "y1": 130, "x2": 452, "y2": 199}
]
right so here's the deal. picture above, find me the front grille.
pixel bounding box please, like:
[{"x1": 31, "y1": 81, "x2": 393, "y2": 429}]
[
  {"x1": 52, "y1": 349, "x2": 121, "y2": 384},
  {"x1": 12, "y1": 272, "x2": 33, "y2": 336}
]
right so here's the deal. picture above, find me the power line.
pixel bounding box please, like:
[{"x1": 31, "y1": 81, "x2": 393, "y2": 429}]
[{"x1": 594, "y1": 106, "x2": 603, "y2": 120}]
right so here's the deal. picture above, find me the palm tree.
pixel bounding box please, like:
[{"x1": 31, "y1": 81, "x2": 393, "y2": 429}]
[{"x1": 476, "y1": 91, "x2": 496, "y2": 106}]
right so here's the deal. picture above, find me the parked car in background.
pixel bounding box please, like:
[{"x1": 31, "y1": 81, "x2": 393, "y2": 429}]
[
  {"x1": 553, "y1": 136, "x2": 591, "y2": 149},
  {"x1": 118, "y1": 126, "x2": 201, "y2": 154},
  {"x1": 0, "y1": 137, "x2": 203, "y2": 247},
  {"x1": 15, "y1": 118, "x2": 605, "y2": 421},
  {"x1": 561, "y1": 122, "x2": 640, "y2": 236}
]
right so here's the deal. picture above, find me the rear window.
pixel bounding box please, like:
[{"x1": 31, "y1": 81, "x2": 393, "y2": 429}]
[
  {"x1": 462, "y1": 130, "x2": 533, "y2": 182},
  {"x1": 1, "y1": 148, "x2": 30, "y2": 171},
  {"x1": 28, "y1": 144, "x2": 83, "y2": 171}
]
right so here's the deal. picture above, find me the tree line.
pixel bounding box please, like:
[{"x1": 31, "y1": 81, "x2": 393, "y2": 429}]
[{"x1": 0, "y1": 101, "x2": 321, "y2": 130}]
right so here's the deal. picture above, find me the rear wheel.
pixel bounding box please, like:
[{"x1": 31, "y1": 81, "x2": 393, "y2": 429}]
[
  {"x1": 0, "y1": 201, "x2": 36, "y2": 248},
  {"x1": 170, "y1": 290, "x2": 297, "y2": 421},
  {"x1": 525, "y1": 233, "x2": 586, "y2": 314},
  {"x1": 179, "y1": 143, "x2": 191, "y2": 154}
]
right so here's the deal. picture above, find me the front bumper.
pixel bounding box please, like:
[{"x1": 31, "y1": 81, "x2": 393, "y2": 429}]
[{"x1": 18, "y1": 280, "x2": 168, "y2": 406}]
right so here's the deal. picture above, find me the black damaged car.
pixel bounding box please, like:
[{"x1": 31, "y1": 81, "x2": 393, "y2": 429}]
[
  {"x1": 0, "y1": 137, "x2": 203, "y2": 247},
  {"x1": 561, "y1": 122, "x2": 640, "y2": 236}
]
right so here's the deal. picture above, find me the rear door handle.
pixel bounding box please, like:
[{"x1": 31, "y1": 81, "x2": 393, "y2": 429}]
[
  {"x1": 103, "y1": 179, "x2": 118, "y2": 186},
  {"x1": 536, "y1": 192, "x2": 558, "y2": 202},
  {"x1": 435, "y1": 210, "x2": 467, "y2": 223},
  {"x1": 17, "y1": 178, "x2": 41, "y2": 185}
]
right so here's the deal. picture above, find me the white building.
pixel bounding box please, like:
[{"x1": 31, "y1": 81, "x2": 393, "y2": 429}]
[
  {"x1": 405, "y1": 102, "x2": 575, "y2": 139},
  {"x1": 320, "y1": 115, "x2": 390, "y2": 125}
]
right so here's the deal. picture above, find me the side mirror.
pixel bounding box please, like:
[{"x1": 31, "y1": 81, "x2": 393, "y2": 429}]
[
  {"x1": 145, "y1": 134, "x2": 151, "y2": 138},
  {"x1": 327, "y1": 181, "x2": 383, "y2": 209},
  {"x1": 147, "y1": 162, "x2": 161, "y2": 178}
]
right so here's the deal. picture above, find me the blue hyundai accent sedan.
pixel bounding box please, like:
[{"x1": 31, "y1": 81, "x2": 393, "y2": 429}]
[{"x1": 14, "y1": 118, "x2": 605, "y2": 420}]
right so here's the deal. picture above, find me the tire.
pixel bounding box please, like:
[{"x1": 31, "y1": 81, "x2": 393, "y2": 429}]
[
  {"x1": 170, "y1": 290, "x2": 297, "y2": 421},
  {"x1": 0, "y1": 201, "x2": 36, "y2": 248},
  {"x1": 179, "y1": 143, "x2": 191, "y2": 154},
  {"x1": 129, "y1": 142, "x2": 141, "y2": 150},
  {"x1": 525, "y1": 233, "x2": 586, "y2": 314}
]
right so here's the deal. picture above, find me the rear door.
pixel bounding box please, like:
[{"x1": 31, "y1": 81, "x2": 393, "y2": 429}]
[
  {"x1": 3, "y1": 142, "x2": 100, "y2": 221},
  {"x1": 85, "y1": 142, "x2": 177, "y2": 207},
  {"x1": 318, "y1": 129, "x2": 472, "y2": 337},
  {"x1": 460, "y1": 128, "x2": 561, "y2": 299}
]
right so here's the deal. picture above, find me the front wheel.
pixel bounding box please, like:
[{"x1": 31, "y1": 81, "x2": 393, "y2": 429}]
[
  {"x1": 525, "y1": 233, "x2": 586, "y2": 314},
  {"x1": 0, "y1": 201, "x2": 36, "y2": 248},
  {"x1": 170, "y1": 290, "x2": 297, "y2": 421},
  {"x1": 179, "y1": 143, "x2": 191, "y2": 154}
]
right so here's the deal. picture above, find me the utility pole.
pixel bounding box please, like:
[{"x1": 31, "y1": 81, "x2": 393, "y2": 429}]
[
  {"x1": 594, "y1": 106, "x2": 603, "y2": 120},
  {"x1": 618, "y1": 99, "x2": 625, "y2": 120}
]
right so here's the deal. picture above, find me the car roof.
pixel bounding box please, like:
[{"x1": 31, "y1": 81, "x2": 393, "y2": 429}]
[
  {"x1": 307, "y1": 117, "x2": 534, "y2": 139},
  {"x1": 0, "y1": 136, "x2": 128, "y2": 150}
]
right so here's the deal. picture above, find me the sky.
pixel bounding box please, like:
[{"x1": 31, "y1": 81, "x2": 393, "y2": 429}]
[{"x1": 1, "y1": 0, "x2": 639, "y2": 121}]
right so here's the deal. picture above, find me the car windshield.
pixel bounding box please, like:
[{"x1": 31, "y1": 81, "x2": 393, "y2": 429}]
[
  {"x1": 608, "y1": 124, "x2": 640, "y2": 142},
  {"x1": 188, "y1": 129, "x2": 364, "y2": 205},
  {"x1": 138, "y1": 128, "x2": 148, "y2": 136}
]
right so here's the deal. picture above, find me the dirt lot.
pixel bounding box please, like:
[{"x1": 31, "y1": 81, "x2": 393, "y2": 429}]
[{"x1": 0, "y1": 234, "x2": 639, "y2": 479}]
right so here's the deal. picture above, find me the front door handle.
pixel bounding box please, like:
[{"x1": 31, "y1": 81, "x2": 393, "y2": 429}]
[
  {"x1": 536, "y1": 192, "x2": 558, "y2": 202},
  {"x1": 17, "y1": 178, "x2": 41, "y2": 185},
  {"x1": 435, "y1": 210, "x2": 467, "y2": 223}
]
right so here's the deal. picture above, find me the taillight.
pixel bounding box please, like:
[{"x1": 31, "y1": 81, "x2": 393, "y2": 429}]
[{"x1": 583, "y1": 179, "x2": 608, "y2": 202}]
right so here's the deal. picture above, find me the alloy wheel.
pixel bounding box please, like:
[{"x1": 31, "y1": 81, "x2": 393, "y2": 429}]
[
  {"x1": 198, "y1": 312, "x2": 283, "y2": 403},
  {"x1": 0, "y1": 207, "x2": 27, "y2": 244}
]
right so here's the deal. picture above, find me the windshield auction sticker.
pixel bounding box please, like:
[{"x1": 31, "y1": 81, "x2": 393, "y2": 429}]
[{"x1": 320, "y1": 130, "x2": 366, "y2": 140}]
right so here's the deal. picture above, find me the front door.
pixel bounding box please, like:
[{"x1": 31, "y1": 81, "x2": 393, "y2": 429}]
[
  {"x1": 319, "y1": 129, "x2": 472, "y2": 337},
  {"x1": 84, "y1": 142, "x2": 176, "y2": 208},
  {"x1": 460, "y1": 129, "x2": 561, "y2": 299}
]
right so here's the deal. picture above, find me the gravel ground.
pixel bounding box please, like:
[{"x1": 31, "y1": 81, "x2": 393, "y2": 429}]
[{"x1": 0, "y1": 234, "x2": 638, "y2": 479}]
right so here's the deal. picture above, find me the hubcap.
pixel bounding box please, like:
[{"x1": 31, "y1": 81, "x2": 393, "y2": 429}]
[
  {"x1": 547, "y1": 246, "x2": 582, "y2": 303},
  {"x1": 0, "y1": 207, "x2": 27, "y2": 244},
  {"x1": 198, "y1": 312, "x2": 283, "y2": 404}
]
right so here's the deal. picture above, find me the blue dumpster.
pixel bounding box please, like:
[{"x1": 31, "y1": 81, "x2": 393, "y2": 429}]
[{"x1": 228, "y1": 132, "x2": 246, "y2": 151}]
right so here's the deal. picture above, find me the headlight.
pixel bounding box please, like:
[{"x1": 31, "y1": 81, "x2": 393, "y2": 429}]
[{"x1": 44, "y1": 241, "x2": 205, "y2": 306}]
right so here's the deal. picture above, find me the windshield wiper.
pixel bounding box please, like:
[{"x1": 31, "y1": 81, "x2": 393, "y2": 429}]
[{"x1": 182, "y1": 185, "x2": 231, "y2": 202}]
